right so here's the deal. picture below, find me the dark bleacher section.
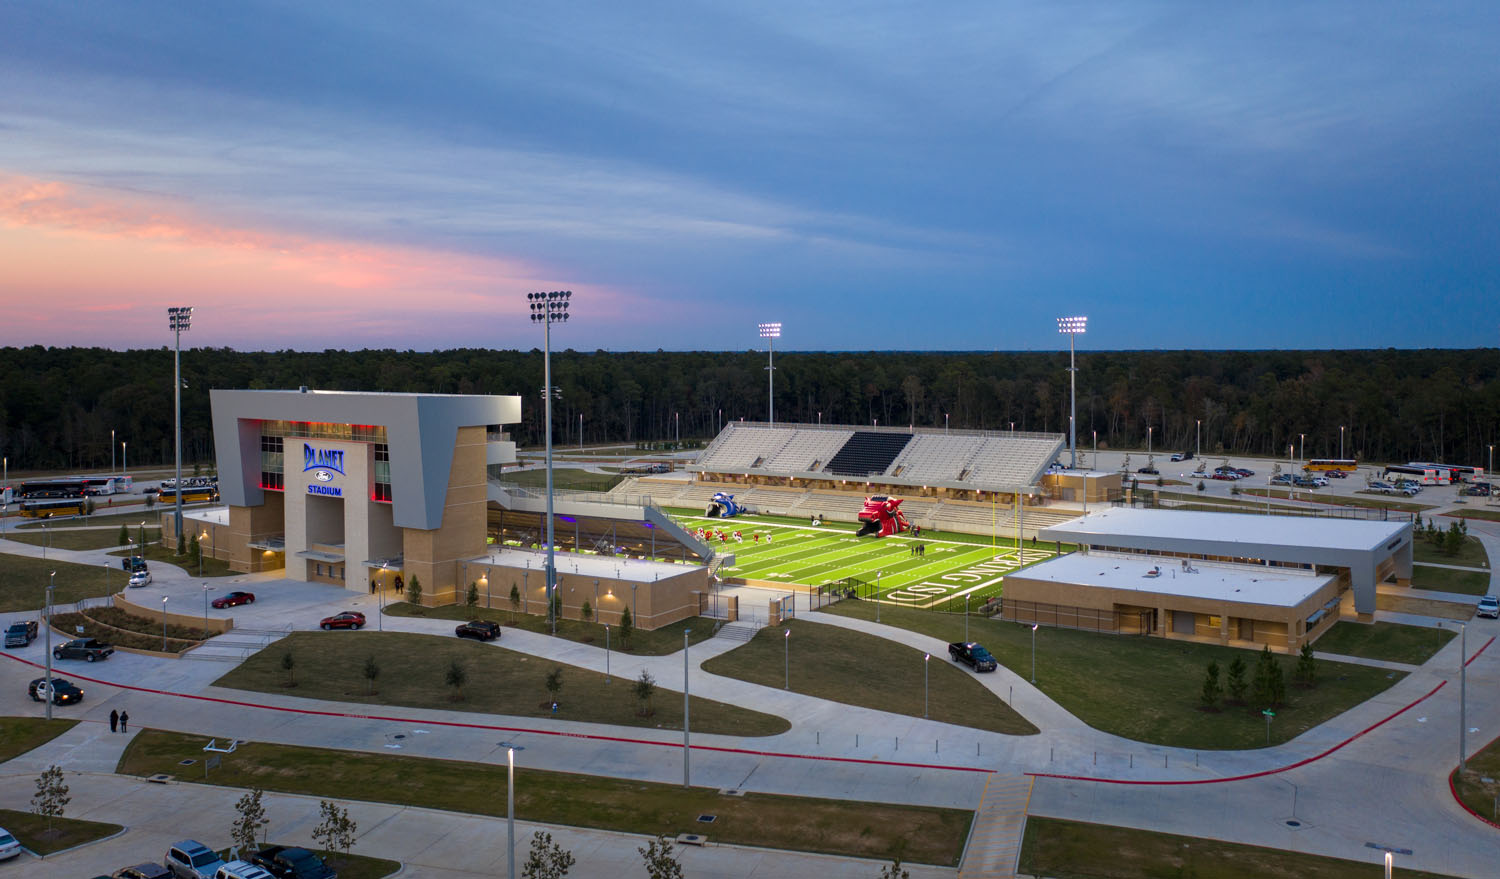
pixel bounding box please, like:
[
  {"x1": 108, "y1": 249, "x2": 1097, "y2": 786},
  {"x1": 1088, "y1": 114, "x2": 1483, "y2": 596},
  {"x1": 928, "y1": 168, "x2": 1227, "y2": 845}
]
[{"x1": 823, "y1": 432, "x2": 913, "y2": 477}]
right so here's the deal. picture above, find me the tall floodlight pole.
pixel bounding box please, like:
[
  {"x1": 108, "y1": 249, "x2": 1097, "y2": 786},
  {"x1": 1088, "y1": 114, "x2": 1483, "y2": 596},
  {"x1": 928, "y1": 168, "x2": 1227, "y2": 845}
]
[
  {"x1": 683, "y1": 628, "x2": 692, "y2": 787},
  {"x1": 167, "y1": 306, "x2": 193, "y2": 548},
  {"x1": 1057, "y1": 317, "x2": 1087, "y2": 469},
  {"x1": 758, "y1": 322, "x2": 781, "y2": 425},
  {"x1": 500, "y1": 742, "x2": 524, "y2": 879},
  {"x1": 528, "y1": 291, "x2": 571, "y2": 637}
]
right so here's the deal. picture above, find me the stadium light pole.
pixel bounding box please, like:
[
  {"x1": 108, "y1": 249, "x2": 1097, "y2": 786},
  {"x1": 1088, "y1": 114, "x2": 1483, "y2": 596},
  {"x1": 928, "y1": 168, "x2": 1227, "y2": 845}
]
[
  {"x1": 162, "y1": 595, "x2": 169, "y2": 651},
  {"x1": 759, "y1": 322, "x2": 781, "y2": 425},
  {"x1": 923, "y1": 653, "x2": 930, "y2": 718},
  {"x1": 1031, "y1": 623, "x2": 1039, "y2": 683},
  {"x1": 168, "y1": 306, "x2": 193, "y2": 549},
  {"x1": 1057, "y1": 316, "x2": 1087, "y2": 469},
  {"x1": 499, "y1": 741, "x2": 524, "y2": 879},
  {"x1": 784, "y1": 629, "x2": 790, "y2": 689},
  {"x1": 528, "y1": 291, "x2": 571, "y2": 637}
]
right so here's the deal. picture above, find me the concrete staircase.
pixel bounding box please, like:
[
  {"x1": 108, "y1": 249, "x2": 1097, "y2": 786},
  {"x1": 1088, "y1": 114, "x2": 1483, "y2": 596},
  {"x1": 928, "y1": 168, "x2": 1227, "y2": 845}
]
[
  {"x1": 958, "y1": 773, "x2": 1032, "y2": 878},
  {"x1": 715, "y1": 621, "x2": 760, "y2": 643}
]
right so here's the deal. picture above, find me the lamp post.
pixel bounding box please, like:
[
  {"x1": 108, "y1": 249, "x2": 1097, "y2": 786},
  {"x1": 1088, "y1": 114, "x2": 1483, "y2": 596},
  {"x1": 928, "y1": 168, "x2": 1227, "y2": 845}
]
[
  {"x1": 783, "y1": 629, "x2": 790, "y2": 690},
  {"x1": 758, "y1": 322, "x2": 781, "y2": 425},
  {"x1": 1340, "y1": 425, "x2": 1346, "y2": 460},
  {"x1": 817, "y1": 411, "x2": 821, "y2": 426},
  {"x1": 605, "y1": 624, "x2": 611, "y2": 682},
  {"x1": 1299, "y1": 433, "x2": 1305, "y2": 468},
  {"x1": 1147, "y1": 425, "x2": 1153, "y2": 457},
  {"x1": 167, "y1": 306, "x2": 192, "y2": 549},
  {"x1": 964, "y1": 593, "x2": 970, "y2": 642},
  {"x1": 923, "y1": 653, "x2": 930, "y2": 718},
  {"x1": 161, "y1": 595, "x2": 169, "y2": 651},
  {"x1": 44, "y1": 572, "x2": 55, "y2": 720},
  {"x1": 1057, "y1": 316, "x2": 1087, "y2": 468},
  {"x1": 1196, "y1": 419, "x2": 1201, "y2": 458},
  {"x1": 875, "y1": 570, "x2": 882, "y2": 623},
  {"x1": 499, "y1": 741, "x2": 524, "y2": 879},
  {"x1": 631, "y1": 582, "x2": 637, "y2": 626},
  {"x1": 579, "y1": 413, "x2": 584, "y2": 452},
  {"x1": 111, "y1": 428, "x2": 115, "y2": 476},
  {"x1": 683, "y1": 628, "x2": 692, "y2": 787},
  {"x1": 675, "y1": 412, "x2": 680, "y2": 444},
  {"x1": 945, "y1": 413, "x2": 949, "y2": 434},
  {"x1": 1031, "y1": 623, "x2": 1039, "y2": 683},
  {"x1": 202, "y1": 583, "x2": 211, "y2": 632},
  {"x1": 1458, "y1": 621, "x2": 1468, "y2": 772},
  {"x1": 122, "y1": 441, "x2": 127, "y2": 480},
  {"x1": 528, "y1": 291, "x2": 571, "y2": 638}
]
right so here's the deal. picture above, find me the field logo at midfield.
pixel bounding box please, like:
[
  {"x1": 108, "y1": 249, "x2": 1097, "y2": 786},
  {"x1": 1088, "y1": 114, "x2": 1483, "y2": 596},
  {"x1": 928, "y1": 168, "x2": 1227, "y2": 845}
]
[{"x1": 885, "y1": 548, "x2": 1053, "y2": 607}]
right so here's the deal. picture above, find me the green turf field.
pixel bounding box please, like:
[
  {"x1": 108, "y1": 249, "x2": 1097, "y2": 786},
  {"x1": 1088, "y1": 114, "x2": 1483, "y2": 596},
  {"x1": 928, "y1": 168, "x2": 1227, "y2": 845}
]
[{"x1": 666, "y1": 508, "x2": 1056, "y2": 609}]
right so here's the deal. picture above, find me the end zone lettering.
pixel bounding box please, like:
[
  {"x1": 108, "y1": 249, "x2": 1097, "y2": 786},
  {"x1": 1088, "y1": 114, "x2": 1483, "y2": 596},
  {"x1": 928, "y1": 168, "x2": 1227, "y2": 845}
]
[
  {"x1": 303, "y1": 444, "x2": 346, "y2": 475},
  {"x1": 308, "y1": 484, "x2": 343, "y2": 497}
]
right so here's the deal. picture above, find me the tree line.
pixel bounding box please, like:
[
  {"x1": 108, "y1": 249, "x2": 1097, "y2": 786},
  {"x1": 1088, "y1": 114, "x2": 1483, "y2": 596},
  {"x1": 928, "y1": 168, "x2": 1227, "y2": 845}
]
[{"x1": 1, "y1": 345, "x2": 1496, "y2": 472}]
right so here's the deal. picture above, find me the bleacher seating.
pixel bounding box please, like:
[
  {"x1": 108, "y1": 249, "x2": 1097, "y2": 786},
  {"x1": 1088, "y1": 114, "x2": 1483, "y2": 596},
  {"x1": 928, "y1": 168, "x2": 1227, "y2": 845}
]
[
  {"x1": 961, "y1": 436, "x2": 1065, "y2": 489},
  {"x1": 762, "y1": 429, "x2": 852, "y2": 472},
  {"x1": 824, "y1": 431, "x2": 913, "y2": 477},
  {"x1": 889, "y1": 435, "x2": 985, "y2": 483},
  {"x1": 695, "y1": 425, "x2": 796, "y2": 471}
]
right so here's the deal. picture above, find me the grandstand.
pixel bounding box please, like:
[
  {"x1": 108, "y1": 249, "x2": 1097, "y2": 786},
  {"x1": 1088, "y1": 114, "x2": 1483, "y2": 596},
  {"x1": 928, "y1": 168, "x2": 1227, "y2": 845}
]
[{"x1": 691, "y1": 422, "x2": 1064, "y2": 500}]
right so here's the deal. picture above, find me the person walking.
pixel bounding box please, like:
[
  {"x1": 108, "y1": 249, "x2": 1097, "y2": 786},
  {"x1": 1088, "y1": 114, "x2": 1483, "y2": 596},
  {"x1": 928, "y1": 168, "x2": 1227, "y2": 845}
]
[
  {"x1": 109, "y1": 709, "x2": 119, "y2": 733},
  {"x1": 119, "y1": 710, "x2": 129, "y2": 733}
]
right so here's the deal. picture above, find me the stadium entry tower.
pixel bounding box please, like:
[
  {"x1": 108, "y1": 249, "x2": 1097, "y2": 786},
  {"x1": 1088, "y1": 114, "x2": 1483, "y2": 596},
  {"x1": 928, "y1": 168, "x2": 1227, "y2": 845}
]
[
  {"x1": 856, "y1": 495, "x2": 910, "y2": 537},
  {"x1": 706, "y1": 491, "x2": 743, "y2": 518}
]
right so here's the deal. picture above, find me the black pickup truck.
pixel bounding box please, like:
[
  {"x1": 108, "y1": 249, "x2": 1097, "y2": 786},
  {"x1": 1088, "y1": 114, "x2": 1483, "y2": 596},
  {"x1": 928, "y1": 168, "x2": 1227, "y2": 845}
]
[
  {"x1": 5, "y1": 621, "x2": 38, "y2": 648},
  {"x1": 53, "y1": 637, "x2": 114, "y2": 662},
  {"x1": 948, "y1": 641, "x2": 998, "y2": 672}
]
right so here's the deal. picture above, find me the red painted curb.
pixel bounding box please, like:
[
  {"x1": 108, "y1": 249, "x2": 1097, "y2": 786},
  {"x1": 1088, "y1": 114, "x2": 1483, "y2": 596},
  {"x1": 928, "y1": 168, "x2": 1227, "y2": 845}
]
[
  {"x1": 4, "y1": 652, "x2": 989, "y2": 775},
  {"x1": 1450, "y1": 768, "x2": 1500, "y2": 830}
]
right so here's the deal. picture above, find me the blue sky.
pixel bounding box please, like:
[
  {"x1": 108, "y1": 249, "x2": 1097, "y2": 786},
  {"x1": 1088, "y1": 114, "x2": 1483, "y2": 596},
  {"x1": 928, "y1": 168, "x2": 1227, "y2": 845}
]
[{"x1": 0, "y1": 2, "x2": 1495, "y2": 351}]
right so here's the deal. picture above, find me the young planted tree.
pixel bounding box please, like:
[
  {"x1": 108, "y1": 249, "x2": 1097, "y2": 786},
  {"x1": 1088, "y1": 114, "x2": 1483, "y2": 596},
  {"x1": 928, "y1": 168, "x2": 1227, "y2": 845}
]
[
  {"x1": 189, "y1": 535, "x2": 202, "y2": 568},
  {"x1": 1252, "y1": 646, "x2": 1286, "y2": 710},
  {"x1": 509, "y1": 583, "x2": 522, "y2": 622},
  {"x1": 446, "y1": 659, "x2": 467, "y2": 701},
  {"x1": 1225, "y1": 654, "x2": 1248, "y2": 705},
  {"x1": 1199, "y1": 660, "x2": 1222, "y2": 711},
  {"x1": 281, "y1": 650, "x2": 297, "y2": 687},
  {"x1": 310, "y1": 800, "x2": 357, "y2": 859},
  {"x1": 580, "y1": 599, "x2": 593, "y2": 624},
  {"x1": 118, "y1": 524, "x2": 130, "y2": 546},
  {"x1": 1293, "y1": 642, "x2": 1318, "y2": 688},
  {"x1": 879, "y1": 855, "x2": 911, "y2": 879},
  {"x1": 231, "y1": 788, "x2": 269, "y2": 852},
  {"x1": 522, "y1": 830, "x2": 576, "y2": 879},
  {"x1": 638, "y1": 834, "x2": 683, "y2": 879},
  {"x1": 1445, "y1": 522, "x2": 1465, "y2": 556},
  {"x1": 633, "y1": 670, "x2": 656, "y2": 717},
  {"x1": 545, "y1": 668, "x2": 564, "y2": 709},
  {"x1": 31, "y1": 764, "x2": 70, "y2": 832},
  {"x1": 362, "y1": 655, "x2": 381, "y2": 696},
  {"x1": 619, "y1": 606, "x2": 634, "y2": 649},
  {"x1": 467, "y1": 581, "x2": 479, "y2": 609},
  {"x1": 408, "y1": 575, "x2": 423, "y2": 607}
]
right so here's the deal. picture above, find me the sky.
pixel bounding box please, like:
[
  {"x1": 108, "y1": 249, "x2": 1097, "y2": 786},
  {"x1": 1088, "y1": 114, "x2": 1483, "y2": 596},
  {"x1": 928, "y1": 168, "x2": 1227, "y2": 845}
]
[{"x1": 0, "y1": 2, "x2": 1496, "y2": 352}]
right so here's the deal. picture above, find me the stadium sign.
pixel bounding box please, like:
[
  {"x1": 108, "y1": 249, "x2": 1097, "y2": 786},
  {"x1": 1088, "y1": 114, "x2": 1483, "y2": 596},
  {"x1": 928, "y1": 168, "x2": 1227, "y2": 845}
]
[{"x1": 303, "y1": 444, "x2": 346, "y2": 475}]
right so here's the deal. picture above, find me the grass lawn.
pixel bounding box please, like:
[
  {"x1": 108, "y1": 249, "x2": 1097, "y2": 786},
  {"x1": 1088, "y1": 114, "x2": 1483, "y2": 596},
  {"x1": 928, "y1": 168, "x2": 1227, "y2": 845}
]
[
  {"x1": 0, "y1": 554, "x2": 118, "y2": 612},
  {"x1": 1312, "y1": 621, "x2": 1455, "y2": 666},
  {"x1": 0, "y1": 717, "x2": 77, "y2": 764},
  {"x1": 383, "y1": 602, "x2": 715, "y2": 655},
  {"x1": 52, "y1": 607, "x2": 217, "y2": 653},
  {"x1": 500, "y1": 467, "x2": 625, "y2": 493},
  {"x1": 0, "y1": 807, "x2": 122, "y2": 855},
  {"x1": 1018, "y1": 816, "x2": 1461, "y2": 879},
  {"x1": 702, "y1": 619, "x2": 1037, "y2": 735},
  {"x1": 664, "y1": 509, "x2": 1057, "y2": 610},
  {"x1": 5, "y1": 525, "x2": 160, "y2": 552},
  {"x1": 10, "y1": 509, "x2": 165, "y2": 530},
  {"x1": 821, "y1": 603, "x2": 1403, "y2": 750},
  {"x1": 1452, "y1": 733, "x2": 1500, "y2": 826},
  {"x1": 215, "y1": 631, "x2": 789, "y2": 736},
  {"x1": 1411, "y1": 565, "x2": 1492, "y2": 595},
  {"x1": 119, "y1": 730, "x2": 970, "y2": 865},
  {"x1": 1450, "y1": 508, "x2": 1500, "y2": 522},
  {"x1": 1413, "y1": 536, "x2": 1489, "y2": 568},
  {"x1": 1376, "y1": 593, "x2": 1475, "y2": 621},
  {"x1": 108, "y1": 543, "x2": 236, "y2": 578}
]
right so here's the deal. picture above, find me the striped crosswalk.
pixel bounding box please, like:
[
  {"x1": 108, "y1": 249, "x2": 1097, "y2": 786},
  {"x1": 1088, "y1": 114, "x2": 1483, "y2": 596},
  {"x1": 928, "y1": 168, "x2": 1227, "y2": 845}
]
[{"x1": 958, "y1": 772, "x2": 1032, "y2": 878}]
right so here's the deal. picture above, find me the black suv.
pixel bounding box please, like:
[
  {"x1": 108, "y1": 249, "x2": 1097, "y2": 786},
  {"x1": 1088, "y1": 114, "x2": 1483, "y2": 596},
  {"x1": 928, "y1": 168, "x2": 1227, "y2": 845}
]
[
  {"x1": 121, "y1": 555, "x2": 148, "y2": 572},
  {"x1": 250, "y1": 846, "x2": 336, "y2": 879},
  {"x1": 948, "y1": 641, "x2": 998, "y2": 672},
  {"x1": 455, "y1": 620, "x2": 502, "y2": 641},
  {"x1": 53, "y1": 637, "x2": 115, "y2": 662}
]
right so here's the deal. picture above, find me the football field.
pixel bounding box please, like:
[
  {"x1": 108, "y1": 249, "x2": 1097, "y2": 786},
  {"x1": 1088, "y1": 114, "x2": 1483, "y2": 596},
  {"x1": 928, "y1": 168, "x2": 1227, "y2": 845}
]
[{"x1": 666, "y1": 508, "x2": 1056, "y2": 609}]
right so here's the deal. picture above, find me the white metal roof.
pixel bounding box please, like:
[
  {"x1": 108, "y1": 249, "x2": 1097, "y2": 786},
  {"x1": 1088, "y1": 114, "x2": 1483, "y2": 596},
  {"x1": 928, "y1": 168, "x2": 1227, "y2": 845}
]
[
  {"x1": 1017, "y1": 551, "x2": 1333, "y2": 608},
  {"x1": 471, "y1": 547, "x2": 700, "y2": 580},
  {"x1": 1042, "y1": 507, "x2": 1408, "y2": 553}
]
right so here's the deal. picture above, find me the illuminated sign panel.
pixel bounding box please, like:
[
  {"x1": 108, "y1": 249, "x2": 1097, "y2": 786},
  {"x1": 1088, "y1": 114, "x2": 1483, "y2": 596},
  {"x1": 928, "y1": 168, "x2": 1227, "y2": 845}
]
[{"x1": 303, "y1": 444, "x2": 346, "y2": 475}]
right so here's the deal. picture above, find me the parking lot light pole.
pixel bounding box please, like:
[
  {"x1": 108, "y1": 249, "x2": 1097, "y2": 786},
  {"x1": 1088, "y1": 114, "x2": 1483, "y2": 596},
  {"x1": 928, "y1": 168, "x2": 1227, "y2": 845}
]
[
  {"x1": 499, "y1": 742, "x2": 524, "y2": 879},
  {"x1": 605, "y1": 624, "x2": 610, "y2": 682},
  {"x1": 875, "y1": 570, "x2": 882, "y2": 623},
  {"x1": 1196, "y1": 419, "x2": 1201, "y2": 457},
  {"x1": 162, "y1": 595, "x2": 169, "y2": 651},
  {"x1": 1057, "y1": 316, "x2": 1086, "y2": 468},
  {"x1": 1340, "y1": 425, "x2": 1346, "y2": 460},
  {"x1": 964, "y1": 593, "x2": 970, "y2": 642},
  {"x1": 783, "y1": 629, "x2": 790, "y2": 689},
  {"x1": 1459, "y1": 621, "x2": 1468, "y2": 772},
  {"x1": 924, "y1": 653, "x2": 930, "y2": 718},
  {"x1": 683, "y1": 629, "x2": 692, "y2": 787},
  {"x1": 203, "y1": 584, "x2": 211, "y2": 632},
  {"x1": 167, "y1": 306, "x2": 192, "y2": 549},
  {"x1": 44, "y1": 572, "x2": 55, "y2": 720},
  {"x1": 528, "y1": 291, "x2": 571, "y2": 638},
  {"x1": 1031, "y1": 623, "x2": 1039, "y2": 683}
]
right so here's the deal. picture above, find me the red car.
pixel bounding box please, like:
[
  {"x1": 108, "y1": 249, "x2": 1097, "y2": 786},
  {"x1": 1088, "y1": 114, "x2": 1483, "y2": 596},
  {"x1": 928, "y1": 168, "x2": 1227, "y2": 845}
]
[
  {"x1": 319, "y1": 611, "x2": 366, "y2": 630},
  {"x1": 211, "y1": 591, "x2": 256, "y2": 609}
]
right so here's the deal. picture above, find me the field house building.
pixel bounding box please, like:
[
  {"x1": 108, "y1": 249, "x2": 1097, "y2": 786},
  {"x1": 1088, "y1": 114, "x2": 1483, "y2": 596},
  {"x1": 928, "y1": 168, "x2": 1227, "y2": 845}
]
[{"x1": 1001, "y1": 508, "x2": 1414, "y2": 652}]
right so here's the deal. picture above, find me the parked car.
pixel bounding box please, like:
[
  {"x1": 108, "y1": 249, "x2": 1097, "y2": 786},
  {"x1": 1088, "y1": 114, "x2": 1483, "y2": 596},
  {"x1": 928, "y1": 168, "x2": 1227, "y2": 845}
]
[
  {"x1": 455, "y1": 620, "x2": 502, "y2": 641},
  {"x1": 29, "y1": 676, "x2": 84, "y2": 705},
  {"x1": 121, "y1": 556, "x2": 148, "y2": 572},
  {"x1": 114, "y1": 864, "x2": 173, "y2": 879},
  {"x1": 128, "y1": 569, "x2": 153, "y2": 587},
  {"x1": 1367, "y1": 480, "x2": 1394, "y2": 490},
  {"x1": 1234, "y1": 468, "x2": 1255, "y2": 477},
  {"x1": 1137, "y1": 466, "x2": 1159, "y2": 475},
  {"x1": 215, "y1": 861, "x2": 277, "y2": 879},
  {"x1": 1170, "y1": 452, "x2": 1193, "y2": 462},
  {"x1": 319, "y1": 611, "x2": 366, "y2": 631},
  {"x1": 1269, "y1": 474, "x2": 1292, "y2": 486},
  {"x1": 1478, "y1": 595, "x2": 1499, "y2": 620},
  {"x1": 1210, "y1": 471, "x2": 1238, "y2": 481},
  {"x1": 248, "y1": 846, "x2": 336, "y2": 879},
  {"x1": 1327, "y1": 469, "x2": 1349, "y2": 478},
  {"x1": 212, "y1": 591, "x2": 256, "y2": 609},
  {"x1": 166, "y1": 839, "x2": 226, "y2": 879},
  {"x1": 0, "y1": 827, "x2": 20, "y2": 861},
  {"x1": 948, "y1": 641, "x2": 998, "y2": 672},
  {"x1": 5, "y1": 620, "x2": 38, "y2": 648},
  {"x1": 53, "y1": 637, "x2": 114, "y2": 662}
]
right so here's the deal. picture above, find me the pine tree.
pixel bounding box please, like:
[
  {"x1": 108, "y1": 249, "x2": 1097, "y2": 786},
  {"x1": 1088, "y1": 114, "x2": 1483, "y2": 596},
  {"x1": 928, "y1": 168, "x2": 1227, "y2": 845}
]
[
  {"x1": 1226, "y1": 655, "x2": 1248, "y2": 704},
  {"x1": 1200, "y1": 660, "x2": 1221, "y2": 711},
  {"x1": 634, "y1": 670, "x2": 656, "y2": 717},
  {"x1": 1252, "y1": 646, "x2": 1279, "y2": 710},
  {"x1": 510, "y1": 583, "x2": 522, "y2": 622},
  {"x1": 619, "y1": 606, "x2": 634, "y2": 649},
  {"x1": 118, "y1": 524, "x2": 130, "y2": 546},
  {"x1": 362, "y1": 655, "x2": 380, "y2": 695},
  {"x1": 545, "y1": 668, "x2": 563, "y2": 709},
  {"x1": 1294, "y1": 642, "x2": 1317, "y2": 688},
  {"x1": 445, "y1": 659, "x2": 467, "y2": 700},
  {"x1": 581, "y1": 599, "x2": 593, "y2": 623},
  {"x1": 467, "y1": 581, "x2": 479, "y2": 608},
  {"x1": 408, "y1": 574, "x2": 423, "y2": 607}
]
